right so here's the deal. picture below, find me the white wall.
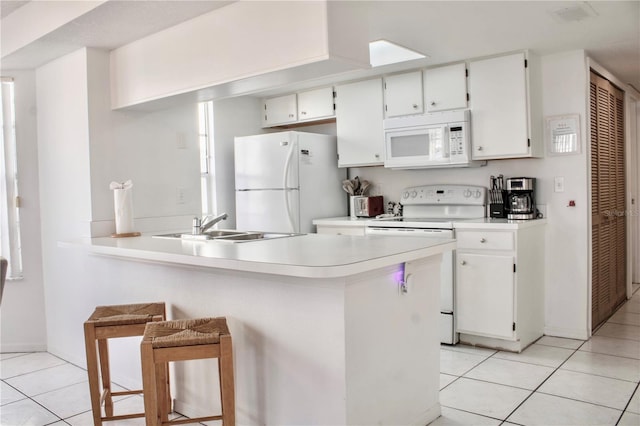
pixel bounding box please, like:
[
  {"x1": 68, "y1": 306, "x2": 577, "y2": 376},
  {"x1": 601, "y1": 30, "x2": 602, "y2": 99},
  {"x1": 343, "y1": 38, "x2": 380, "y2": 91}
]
[
  {"x1": 33, "y1": 47, "x2": 201, "y2": 373},
  {"x1": 0, "y1": 70, "x2": 47, "y2": 351},
  {"x1": 86, "y1": 49, "x2": 201, "y2": 235},
  {"x1": 350, "y1": 50, "x2": 591, "y2": 339},
  {"x1": 211, "y1": 96, "x2": 263, "y2": 229},
  {"x1": 36, "y1": 48, "x2": 94, "y2": 360}
]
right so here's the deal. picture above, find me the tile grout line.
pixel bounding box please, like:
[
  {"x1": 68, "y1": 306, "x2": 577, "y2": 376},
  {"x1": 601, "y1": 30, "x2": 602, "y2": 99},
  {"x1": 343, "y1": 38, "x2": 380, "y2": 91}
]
[
  {"x1": 614, "y1": 381, "x2": 640, "y2": 426},
  {"x1": 0, "y1": 387, "x2": 65, "y2": 424},
  {"x1": 497, "y1": 340, "x2": 586, "y2": 423}
]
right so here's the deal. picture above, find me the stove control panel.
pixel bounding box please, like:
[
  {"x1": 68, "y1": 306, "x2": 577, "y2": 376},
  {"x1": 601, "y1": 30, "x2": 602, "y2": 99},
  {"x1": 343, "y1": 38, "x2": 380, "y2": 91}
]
[{"x1": 400, "y1": 185, "x2": 486, "y2": 205}]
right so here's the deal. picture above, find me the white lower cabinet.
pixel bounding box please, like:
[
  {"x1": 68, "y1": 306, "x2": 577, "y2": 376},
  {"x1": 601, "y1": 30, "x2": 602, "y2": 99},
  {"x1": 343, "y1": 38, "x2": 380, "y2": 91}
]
[
  {"x1": 456, "y1": 252, "x2": 515, "y2": 339},
  {"x1": 454, "y1": 223, "x2": 545, "y2": 352}
]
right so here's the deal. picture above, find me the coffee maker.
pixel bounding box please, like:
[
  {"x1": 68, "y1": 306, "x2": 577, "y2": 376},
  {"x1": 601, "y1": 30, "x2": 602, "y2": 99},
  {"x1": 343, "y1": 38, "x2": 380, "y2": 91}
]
[{"x1": 506, "y1": 177, "x2": 536, "y2": 220}]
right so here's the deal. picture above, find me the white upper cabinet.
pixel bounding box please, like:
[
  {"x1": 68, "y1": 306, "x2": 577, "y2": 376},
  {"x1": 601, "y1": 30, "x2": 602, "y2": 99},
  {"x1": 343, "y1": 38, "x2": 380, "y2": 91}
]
[
  {"x1": 262, "y1": 94, "x2": 297, "y2": 127},
  {"x1": 262, "y1": 88, "x2": 335, "y2": 128},
  {"x1": 384, "y1": 71, "x2": 424, "y2": 117},
  {"x1": 297, "y1": 87, "x2": 335, "y2": 122},
  {"x1": 468, "y1": 52, "x2": 542, "y2": 159},
  {"x1": 335, "y1": 78, "x2": 385, "y2": 167},
  {"x1": 424, "y1": 62, "x2": 468, "y2": 112}
]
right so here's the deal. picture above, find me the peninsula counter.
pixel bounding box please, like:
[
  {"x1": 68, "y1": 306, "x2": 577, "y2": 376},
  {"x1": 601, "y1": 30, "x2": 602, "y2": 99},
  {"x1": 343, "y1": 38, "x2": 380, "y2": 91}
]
[{"x1": 65, "y1": 233, "x2": 455, "y2": 425}]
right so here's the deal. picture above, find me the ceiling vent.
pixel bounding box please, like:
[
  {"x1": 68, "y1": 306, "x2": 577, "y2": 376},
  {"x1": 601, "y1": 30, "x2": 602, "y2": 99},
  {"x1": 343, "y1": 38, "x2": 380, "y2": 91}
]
[{"x1": 550, "y1": 2, "x2": 598, "y2": 22}]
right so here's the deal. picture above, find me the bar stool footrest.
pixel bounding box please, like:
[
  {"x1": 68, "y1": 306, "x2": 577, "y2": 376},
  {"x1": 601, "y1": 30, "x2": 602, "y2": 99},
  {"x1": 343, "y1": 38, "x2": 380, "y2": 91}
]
[
  {"x1": 162, "y1": 415, "x2": 222, "y2": 425},
  {"x1": 102, "y1": 412, "x2": 146, "y2": 421},
  {"x1": 111, "y1": 389, "x2": 143, "y2": 397}
]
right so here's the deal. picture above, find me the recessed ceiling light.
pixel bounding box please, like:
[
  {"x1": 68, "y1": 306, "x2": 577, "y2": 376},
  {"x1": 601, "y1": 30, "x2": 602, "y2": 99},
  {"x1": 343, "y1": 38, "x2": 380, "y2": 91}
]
[{"x1": 369, "y1": 39, "x2": 428, "y2": 67}]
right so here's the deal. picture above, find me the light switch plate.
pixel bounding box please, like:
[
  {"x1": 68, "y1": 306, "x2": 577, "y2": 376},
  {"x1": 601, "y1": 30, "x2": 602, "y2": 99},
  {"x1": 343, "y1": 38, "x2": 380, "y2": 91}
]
[{"x1": 554, "y1": 176, "x2": 565, "y2": 193}]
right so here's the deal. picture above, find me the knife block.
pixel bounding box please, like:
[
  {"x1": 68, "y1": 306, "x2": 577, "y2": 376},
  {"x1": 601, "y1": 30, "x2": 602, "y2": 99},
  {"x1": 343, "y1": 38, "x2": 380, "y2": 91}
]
[{"x1": 489, "y1": 190, "x2": 508, "y2": 218}]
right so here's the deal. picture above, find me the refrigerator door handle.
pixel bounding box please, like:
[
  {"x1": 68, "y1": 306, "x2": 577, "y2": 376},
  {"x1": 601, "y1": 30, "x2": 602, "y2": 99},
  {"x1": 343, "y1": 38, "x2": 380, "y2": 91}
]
[
  {"x1": 284, "y1": 189, "x2": 296, "y2": 232},
  {"x1": 283, "y1": 143, "x2": 296, "y2": 232},
  {"x1": 283, "y1": 142, "x2": 295, "y2": 189}
]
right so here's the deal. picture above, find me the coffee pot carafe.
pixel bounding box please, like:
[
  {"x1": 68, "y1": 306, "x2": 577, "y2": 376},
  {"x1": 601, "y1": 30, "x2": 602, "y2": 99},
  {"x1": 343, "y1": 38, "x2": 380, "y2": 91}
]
[{"x1": 506, "y1": 177, "x2": 536, "y2": 220}]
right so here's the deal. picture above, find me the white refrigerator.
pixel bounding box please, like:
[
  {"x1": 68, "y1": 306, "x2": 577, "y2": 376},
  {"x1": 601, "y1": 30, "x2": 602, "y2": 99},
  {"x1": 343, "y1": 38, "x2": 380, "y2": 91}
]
[{"x1": 235, "y1": 131, "x2": 347, "y2": 233}]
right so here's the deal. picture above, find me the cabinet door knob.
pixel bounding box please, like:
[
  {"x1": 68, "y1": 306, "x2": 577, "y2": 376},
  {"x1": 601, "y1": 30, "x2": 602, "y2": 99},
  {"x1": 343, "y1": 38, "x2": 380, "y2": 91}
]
[
  {"x1": 375, "y1": 153, "x2": 380, "y2": 159},
  {"x1": 477, "y1": 146, "x2": 483, "y2": 151},
  {"x1": 289, "y1": 113, "x2": 295, "y2": 118},
  {"x1": 301, "y1": 111, "x2": 307, "y2": 115},
  {"x1": 480, "y1": 238, "x2": 486, "y2": 243},
  {"x1": 460, "y1": 260, "x2": 467, "y2": 265},
  {"x1": 412, "y1": 104, "x2": 418, "y2": 109},
  {"x1": 430, "y1": 101, "x2": 436, "y2": 106}
]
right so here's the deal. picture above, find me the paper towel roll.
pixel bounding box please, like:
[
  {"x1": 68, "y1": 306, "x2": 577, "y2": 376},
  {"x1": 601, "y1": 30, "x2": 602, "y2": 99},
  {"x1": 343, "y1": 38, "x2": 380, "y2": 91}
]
[{"x1": 110, "y1": 181, "x2": 134, "y2": 234}]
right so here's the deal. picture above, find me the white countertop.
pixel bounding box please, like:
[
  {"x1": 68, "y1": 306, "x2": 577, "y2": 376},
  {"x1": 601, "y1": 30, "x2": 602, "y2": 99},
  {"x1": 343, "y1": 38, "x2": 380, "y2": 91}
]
[
  {"x1": 63, "y1": 233, "x2": 455, "y2": 279},
  {"x1": 453, "y1": 218, "x2": 547, "y2": 230},
  {"x1": 314, "y1": 216, "x2": 547, "y2": 230}
]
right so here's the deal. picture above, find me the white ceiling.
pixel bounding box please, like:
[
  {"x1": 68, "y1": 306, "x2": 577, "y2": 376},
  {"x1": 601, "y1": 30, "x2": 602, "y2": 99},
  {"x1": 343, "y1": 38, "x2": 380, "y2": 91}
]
[{"x1": 2, "y1": 1, "x2": 639, "y2": 93}]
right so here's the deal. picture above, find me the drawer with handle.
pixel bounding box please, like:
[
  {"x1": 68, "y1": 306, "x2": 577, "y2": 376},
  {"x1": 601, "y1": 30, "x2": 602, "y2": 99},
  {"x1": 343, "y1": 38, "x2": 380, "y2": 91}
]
[{"x1": 456, "y1": 230, "x2": 514, "y2": 251}]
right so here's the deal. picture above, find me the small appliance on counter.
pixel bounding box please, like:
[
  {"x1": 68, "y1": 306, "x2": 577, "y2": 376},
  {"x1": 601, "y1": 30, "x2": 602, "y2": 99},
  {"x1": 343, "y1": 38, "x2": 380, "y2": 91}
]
[
  {"x1": 343, "y1": 176, "x2": 383, "y2": 218},
  {"x1": 506, "y1": 177, "x2": 537, "y2": 220},
  {"x1": 352, "y1": 195, "x2": 384, "y2": 217},
  {"x1": 489, "y1": 174, "x2": 507, "y2": 219}
]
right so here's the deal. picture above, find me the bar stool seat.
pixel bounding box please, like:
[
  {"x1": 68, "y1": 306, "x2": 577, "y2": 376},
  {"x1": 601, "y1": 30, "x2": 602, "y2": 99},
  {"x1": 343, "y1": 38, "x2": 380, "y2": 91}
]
[
  {"x1": 141, "y1": 317, "x2": 235, "y2": 426},
  {"x1": 84, "y1": 302, "x2": 167, "y2": 425}
]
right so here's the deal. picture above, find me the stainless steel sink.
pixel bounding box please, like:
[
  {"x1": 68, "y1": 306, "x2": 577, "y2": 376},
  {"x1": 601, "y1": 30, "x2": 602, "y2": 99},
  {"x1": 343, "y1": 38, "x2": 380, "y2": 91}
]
[
  {"x1": 152, "y1": 230, "x2": 302, "y2": 243},
  {"x1": 216, "y1": 233, "x2": 265, "y2": 241},
  {"x1": 152, "y1": 230, "x2": 243, "y2": 241}
]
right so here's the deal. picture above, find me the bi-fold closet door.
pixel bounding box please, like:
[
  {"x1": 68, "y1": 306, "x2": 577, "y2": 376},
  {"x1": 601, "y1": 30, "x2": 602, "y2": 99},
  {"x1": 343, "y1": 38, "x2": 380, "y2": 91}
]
[{"x1": 590, "y1": 70, "x2": 626, "y2": 329}]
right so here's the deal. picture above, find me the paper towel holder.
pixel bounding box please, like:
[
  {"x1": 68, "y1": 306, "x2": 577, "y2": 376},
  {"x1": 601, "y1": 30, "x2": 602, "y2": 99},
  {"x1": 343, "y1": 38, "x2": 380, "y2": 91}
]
[
  {"x1": 111, "y1": 231, "x2": 141, "y2": 238},
  {"x1": 110, "y1": 180, "x2": 140, "y2": 238}
]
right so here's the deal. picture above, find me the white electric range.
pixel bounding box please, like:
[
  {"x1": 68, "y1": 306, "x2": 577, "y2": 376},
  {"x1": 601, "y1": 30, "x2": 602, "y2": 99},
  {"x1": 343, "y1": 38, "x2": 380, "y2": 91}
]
[{"x1": 366, "y1": 184, "x2": 487, "y2": 344}]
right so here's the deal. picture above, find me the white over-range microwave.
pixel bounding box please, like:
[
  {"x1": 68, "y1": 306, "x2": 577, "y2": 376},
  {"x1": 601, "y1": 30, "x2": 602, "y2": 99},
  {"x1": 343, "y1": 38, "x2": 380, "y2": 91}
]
[{"x1": 383, "y1": 110, "x2": 484, "y2": 169}]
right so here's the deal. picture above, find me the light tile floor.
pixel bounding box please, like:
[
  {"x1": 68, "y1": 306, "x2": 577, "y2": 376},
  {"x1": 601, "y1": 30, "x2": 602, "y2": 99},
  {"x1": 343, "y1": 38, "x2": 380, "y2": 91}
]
[{"x1": 1, "y1": 286, "x2": 639, "y2": 426}]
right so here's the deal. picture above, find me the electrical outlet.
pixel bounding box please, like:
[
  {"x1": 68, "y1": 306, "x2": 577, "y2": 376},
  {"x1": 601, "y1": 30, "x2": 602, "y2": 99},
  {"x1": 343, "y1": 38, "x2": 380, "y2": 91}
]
[
  {"x1": 176, "y1": 132, "x2": 187, "y2": 149},
  {"x1": 176, "y1": 187, "x2": 186, "y2": 204},
  {"x1": 554, "y1": 176, "x2": 565, "y2": 193}
]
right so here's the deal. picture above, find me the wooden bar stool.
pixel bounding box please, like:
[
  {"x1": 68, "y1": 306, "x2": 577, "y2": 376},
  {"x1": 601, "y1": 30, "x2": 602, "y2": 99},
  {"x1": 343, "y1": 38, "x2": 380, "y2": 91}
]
[
  {"x1": 84, "y1": 302, "x2": 168, "y2": 425},
  {"x1": 141, "y1": 317, "x2": 235, "y2": 426}
]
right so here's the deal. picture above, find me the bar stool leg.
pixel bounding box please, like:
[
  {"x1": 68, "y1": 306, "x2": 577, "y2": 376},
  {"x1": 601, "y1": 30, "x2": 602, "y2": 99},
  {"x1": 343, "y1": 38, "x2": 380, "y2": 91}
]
[
  {"x1": 156, "y1": 362, "x2": 170, "y2": 423},
  {"x1": 219, "y1": 335, "x2": 236, "y2": 426},
  {"x1": 97, "y1": 339, "x2": 113, "y2": 416},
  {"x1": 163, "y1": 361, "x2": 172, "y2": 415},
  {"x1": 141, "y1": 340, "x2": 160, "y2": 426},
  {"x1": 83, "y1": 323, "x2": 103, "y2": 426}
]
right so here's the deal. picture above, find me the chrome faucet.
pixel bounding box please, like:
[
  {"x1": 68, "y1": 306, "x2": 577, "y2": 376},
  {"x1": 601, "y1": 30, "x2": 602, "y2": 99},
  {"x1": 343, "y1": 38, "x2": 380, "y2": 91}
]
[{"x1": 192, "y1": 212, "x2": 228, "y2": 234}]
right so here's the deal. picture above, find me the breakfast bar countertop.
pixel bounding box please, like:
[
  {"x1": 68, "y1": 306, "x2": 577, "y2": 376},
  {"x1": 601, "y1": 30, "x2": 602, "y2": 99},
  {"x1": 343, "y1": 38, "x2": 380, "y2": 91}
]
[{"x1": 62, "y1": 232, "x2": 456, "y2": 279}]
